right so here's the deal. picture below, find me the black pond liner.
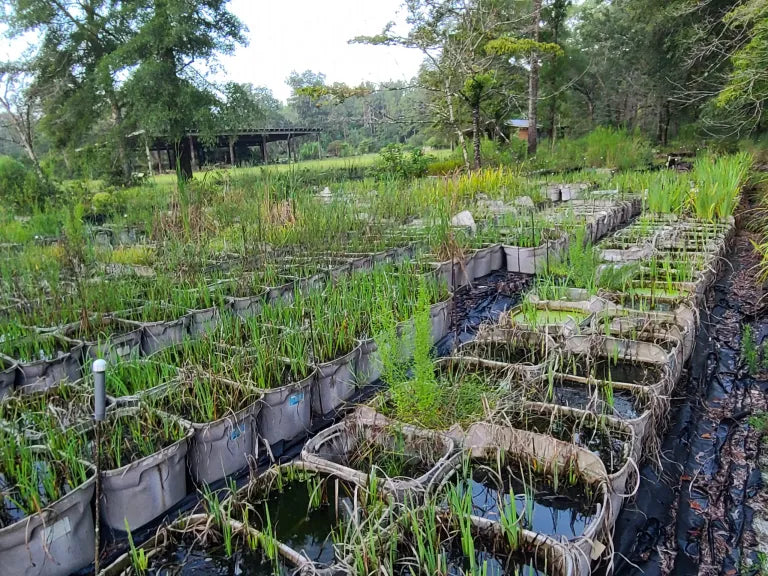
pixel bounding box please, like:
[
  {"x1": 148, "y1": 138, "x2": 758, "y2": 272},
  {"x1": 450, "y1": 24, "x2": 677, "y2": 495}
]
[{"x1": 610, "y1": 235, "x2": 762, "y2": 576}]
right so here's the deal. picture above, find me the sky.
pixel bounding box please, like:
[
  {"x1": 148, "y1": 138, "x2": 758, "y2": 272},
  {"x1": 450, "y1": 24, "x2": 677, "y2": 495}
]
[{"x1": 217, "y1": 0, "x2": 425, "y2": 102}]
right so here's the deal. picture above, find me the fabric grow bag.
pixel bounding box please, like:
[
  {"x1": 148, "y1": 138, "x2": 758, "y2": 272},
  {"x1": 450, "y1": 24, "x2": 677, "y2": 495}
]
[
  {"x1": 0, "y1": 452, "x2": 95, "y2": 576},
  {"x1": 311, "y1": 344, "x2": 362, "y2": 418},
  {"x1": 99, "y1": 408, "x2": 193, "y2": 531},
  {"x1": 225, "y1": 292, "x2": 266, "y2": 320},
  {"x1": 257, "y1": 369, "x2": 316, "y2": 456},
  {"x1": 141, "y1": 376, "x2": 264, "y2": 485},
  {"x1": 186, "y1": 306, "x2": 221, "y2": 338},
  {"x1": 97, "y1": 513, "x2": 310, "y2": 576},
  {"x1": 460, "y1": 422, "x2": 612, "y2": 572},
  {"x1": 57, "y1": 317, "x2": 142, "y2": 364},
  {"x1": 355, "y1": 337, "x2": 382, "y2": 387},
  {"x1": 562, "y1": 335, "x2": 674, "y2": 395},
  {"x1": 470, "y1": 244, "x2": 504, "y2": 278},
  {"x1": 0, "y1": 357, "x2": 17, "y2": 399},
  {"x1": 301, "y1": 410, "x2": 459, "y2": 502},
  {"x1": 494, "y1": 402, "x2": 638, "y2": 524},
  {"x1": 457, "y1": 329, "x2": 556, "y2": 382},
  {"x1": 3, "y1": 335, "x2": 83, "y2": 391},
  {"x1": 117, "y1": 309, "x2": 190, "y2": 356}
]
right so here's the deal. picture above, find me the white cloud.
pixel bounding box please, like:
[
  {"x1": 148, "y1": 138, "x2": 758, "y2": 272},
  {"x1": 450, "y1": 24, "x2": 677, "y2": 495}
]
[{"x1": 216, "y1": 0, "x2": 424, "y2": 102}]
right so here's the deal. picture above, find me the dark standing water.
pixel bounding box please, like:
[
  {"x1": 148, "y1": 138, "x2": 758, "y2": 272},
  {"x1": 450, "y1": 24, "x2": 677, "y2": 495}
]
[
  {"x1": 501, "y1": 413, "x2": 628, "y2": 474},
  {"x1": 142, "y1": 536, "x2": 291, "y2": 575},
  {"x1": 545, "y1": 377, "x2": 644, "y2": 420},
  {"x1": 452, "y1": 463, "x2": 598, "y2": 539},
  {"x1": 261, "y1": 479, "x2": 340, "y2": 566},
  {"x1": 566, "y1": 357, "x2": 662, "y2": 387}
]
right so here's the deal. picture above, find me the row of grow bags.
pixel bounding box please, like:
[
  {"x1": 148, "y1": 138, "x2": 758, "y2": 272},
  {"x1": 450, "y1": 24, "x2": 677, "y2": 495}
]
[
  {"x1": 422, "y1": 197, "x2": 641, "y2": 289},
  {"x1": 96, "y1": 410, "x2": 593, "y2": 576},
  {"x1": 0, "y1": 248, "x2": 467, "y2": 575},
  {"x1": 432, "y1": 215, "x2": 735, "y2": 573},
  {"x1": 0, "y1": 246, "x2": 422, "y2": 400}
]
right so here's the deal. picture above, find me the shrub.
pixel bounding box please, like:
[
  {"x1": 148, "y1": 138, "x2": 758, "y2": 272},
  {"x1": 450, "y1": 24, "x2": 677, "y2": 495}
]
[
  {"x1": 581, "y1": 127, "x2": 652, "y2": 171},
  {"x1": 298, "y1": 141, "x2": 320, "y2": 160},
  {"x1": 0, "y1": 156, "x2": 29, "y2": 208},
  {"x1": 326, "y1": 140, "x2": 352, "y2": 157},
  {"x1": 91, "y1": 192, "x2": 117, "y2": 218},
  {"x1": 375, "y1": 144, "x2": 430, "y2": 179},
  {"x1": 427, "y1": 157, "x2": 465, "y2": 175}
]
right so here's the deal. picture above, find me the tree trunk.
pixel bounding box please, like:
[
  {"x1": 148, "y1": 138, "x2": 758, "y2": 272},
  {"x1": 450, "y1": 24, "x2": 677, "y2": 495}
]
[
  {"x1": 144, "y1": 138, "x2": 153, "y2": 177},
  {"x1": 229, "y1": 136, "x2": 236, "y2": 166},
  {"x1": 528, "y1": 0, "x2": 542, "y2": 156},
  {"x1": 662, "y1": 100, "x2": 671, "y2": 146},
  {"x1": 472, "y1": 104, "x2": 481, "y2": 170},
  {"x1": 176, "y1": 139, "x2": 193, "y2": 181},
  {"x1": 445, "y1": 81, "x2": 469, "y2": 169},
  {"x1": 109, "y1": 98, "x2": 131, "y2": 182}
]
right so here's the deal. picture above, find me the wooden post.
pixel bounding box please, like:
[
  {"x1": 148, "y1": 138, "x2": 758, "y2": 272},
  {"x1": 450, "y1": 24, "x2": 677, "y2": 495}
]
[
  {"x1": 287, "y1": 134, "x2": 292, "y2": 164},
  {"x1": 144, "y1": 137, "x2": 153, "y2": 177},
  {"x1": 317, "y1": 132, "x2": 322, "y2": 159},
  {"x1": 261, "y1": 133, "x2": 268, "y2": 164},
  {"x1": 189, "y1": 135, "x2": 197, "y2": 170}
]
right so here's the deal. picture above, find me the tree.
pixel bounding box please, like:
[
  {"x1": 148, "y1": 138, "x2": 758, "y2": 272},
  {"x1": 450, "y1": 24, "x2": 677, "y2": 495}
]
[
  {"x1": 116, "y1": 0, "x2": 246, "y2": 181},
  {"x1": 715, "y1": 0, "x2": 768, "y2": 135},
  {"x1": 486, "y1": 8, "x2": 563, "y2": 155},
  {"x1": 3, "y1": 0, "x2": 135, "y2": 182},
  {"x1": 216, "y1": 83, "x2": 282, "y2": 164},
  {"x1": 464, "y1": 73, "x2": 495, "y2": 168},
  {"x1": 355, "y1": 0, "x2": 511, "y2": 169},
  {"x1": 0, "y1": 64, "x2": 45, "y2": 179}
]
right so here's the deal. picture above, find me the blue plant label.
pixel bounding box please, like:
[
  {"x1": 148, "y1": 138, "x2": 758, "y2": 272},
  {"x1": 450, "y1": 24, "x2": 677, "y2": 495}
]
[
  {"x1": 289, "y1": 393, "x2": 304, "y2": 406},
  {"x1": 230, "y1": 423, "x2": 246, "y2": 441}
]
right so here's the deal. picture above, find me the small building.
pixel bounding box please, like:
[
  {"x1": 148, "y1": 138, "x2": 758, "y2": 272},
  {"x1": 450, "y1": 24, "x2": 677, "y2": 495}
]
[{"x1": 506, "y1": 119, "x2": 543, "y2": 141}]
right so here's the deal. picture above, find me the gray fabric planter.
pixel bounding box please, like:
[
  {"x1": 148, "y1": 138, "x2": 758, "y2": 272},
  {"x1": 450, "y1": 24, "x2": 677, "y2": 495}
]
[
  {"x1": 311, "y1": 344, "x2": 362, "y2": 418},
  {"x1": 461, "y1": 422, "x2": 611, "y2": 570},
  {"x1": 117, "y1": 311, "x2": 189, "y2": 357},
  {"x1": 457, "y1": 329, "x2": 556, "y2": 382},
  {"x1": 186, "y1": 306, "x2": 221, "y2": 338},
  {"x1": 5, "y1": 335, "x2": 83, "y2": 391},
  {"x1": 470, "y1": 244, "x2": 503, "y2": 278},
  {"x1": 265, "y1": 281, "x2": 296, "y2": 304},
  {"x1": 57, "y1": 318, "x2": 141, "y2": 364},
  {"x1": 225, "y1": 292, "x2": 265, "y2": 320},
  {"x1": 100, "y1": 409, "x2": 193, "y2": 531},
  {"x1": 396, "y1": 294, "x2": 455, "y2": 359},
  {"x1": 355, "y1": 337, "x2": 382, "y2": 386},
  {"x1": 301, "y1": 410, "x2": 459, "y2": 502},
  {"x1": 0, "y1": 356, "x2": 17, "y2": 399},
  {"x1": 187, "y1": 398, "x2": 262, "y2": 485},
  {"x1": 503, "y1": 237, "x2": 565, "y2": 275},
  {"x1": 0, "y1": 454, "x2": 95, "y2": 576},
  {"x1": 257, "y1": 370, "x2": 316, "y2": 455}
]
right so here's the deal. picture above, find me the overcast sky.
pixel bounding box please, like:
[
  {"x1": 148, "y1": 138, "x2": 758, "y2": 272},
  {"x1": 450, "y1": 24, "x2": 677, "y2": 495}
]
[{"x1": 217, "y1": 0, "x2": 424, "y2": 102}]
